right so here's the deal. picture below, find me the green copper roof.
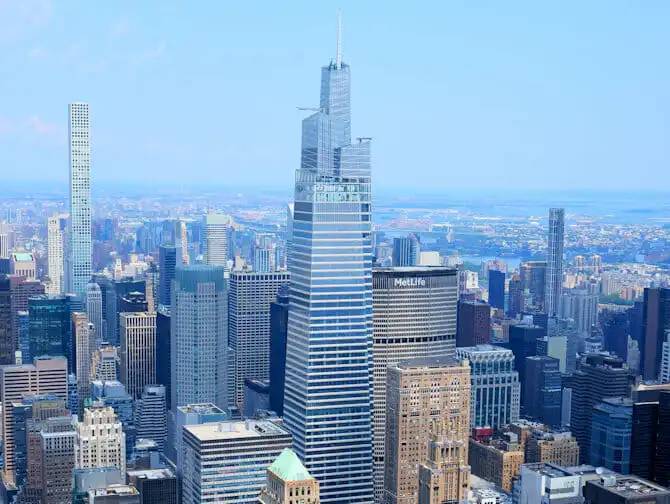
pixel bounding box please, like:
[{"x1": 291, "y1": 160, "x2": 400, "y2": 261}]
[
  {"x1": 12, "y1": 252, "x2": 34, "y2": 262},
  {"x1": 268, "y1": 448, "x2": 313, "y2": 482}
]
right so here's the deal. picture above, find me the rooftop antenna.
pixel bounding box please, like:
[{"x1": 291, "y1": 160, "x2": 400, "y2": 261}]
[{"x1": 336, "y1": 10, "x2": 342, "y2": 69}]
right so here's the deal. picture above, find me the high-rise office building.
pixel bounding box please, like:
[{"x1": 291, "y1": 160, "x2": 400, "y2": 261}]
[
  {"x1": 560, "y1": 282, "x2": 599, "y2": 337},
  {"x1": 91, "y1": 380, "x2": 135, "y2": 456},
  {"x1": 91, "y1": 345, "x2": 119, "y2": 381},
  {"x1": 456, "y1": 345, "x2": 520, "y2": 430},
  {"x1": 28, "y1": 295, "x2": 71, "y2": 360},
  {"x1": 203, "y1": 213, "x2": 231, "y2": 268},
  {"x1": 171, "y1": 266, "x2": 227, "y2": 409},
  {"x1": 567, "y1": 353, "x2": 634, "y2": 463},
  {"x1": 584, "y1": 475, "x2": 670, "y2": 504},
  {"x1": 508, "y1": 273, "x2": 524, "y2": 317},
  {"x1": 4, "y1": 276, "x2": 45, "y2": 364},
  {"x1": 392, "y1": 235, "x2": 420, "y2": 267},
  {"x1": 259, "y1": 448, "x2": 321, "y2": 504},
  {"x1": 283, "y1": 24, "x2": 375, "y2": 504},
  {"x1": 87, "y1": 282, "x2": 104, "y2": 347},
  {"x1": 47, "y1": 215, "x2": 68, "y2": 294},
  {"x1": 520, "y1": 261, "x2": 547, "y2": 313},
  {"x1": 372, "y1": 267, "x2": 457, "y2": 498},
  {"x1": 545, "y1": 208, "x2": 564, "y2": 317},
  {"x1": 155, "y1": 306, "x2": 171, "y2": 410},
  {"x1": 0, "y1": 356, "x2": 68, "y2": 484},
  {"x1": 457, "y1": 299, "x2": 491, "y2": 346},
  {"x1": 158, "y1": 245, "x2": 176, "y2": 308},
  {"x1": 590, "y1": 397, "x2": 633, "y2": 474},
  {"x1": 641, "y1": 288, "x2": 670, "y2": 381},
  {"x1": 75, "y1": 405, "x2": 126, "y2": 473},
  {"x1": 524, "y1": 356, "x2": 562, "y2": 426},
  {"x1": 385, "y1": 357, "x2": 470, "y2": 504},
  {"x1": 508, "y1": 321, "x2": 544, "y2": 393},
  {"x1": 127, "y1": 468, "x2": 178, "y2": 504},
  {"x1": 488, "y1": 268, "x2": 505, "y2": 310},
  {"x1": 68, "y1": 102, "x2": 92, "y2": 300},
  {"x1": 656, "y1": 391, "x2": 670, "y2": 486},
  {"x1": 631, "y1": 400, "x2": 659, "y2": 481},
  {"x1": 120, "y1": 312, "x2": 156, "y2": 399},
  {"x1": 0, "y1": 221, "x2": 11, "y2": 259},
  {"x1": 134, "y1": 385, "x2": 167, "y2": 452},
  {"x1": 269, "y1": 289, "x2": 289, "y2": 416},
  {"x1": 181, "y1": 420, "x2": 292, "y2": 504},
  {"x1": 73, "y1": 311, "x2": 94, "y2": 410},
  {"x1": 228, "y1": 271, "x2": 289, "y2": 407},
  {"x1": 39, "y1": 415, "x2": 77, "y2": 504}
]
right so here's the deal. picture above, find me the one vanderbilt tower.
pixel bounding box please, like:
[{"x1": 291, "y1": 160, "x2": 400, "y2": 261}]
[{"x1": 283, "y1": 15, "x2": 375, "y2": 503}]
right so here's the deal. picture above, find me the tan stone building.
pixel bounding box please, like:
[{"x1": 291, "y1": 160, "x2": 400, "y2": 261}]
[
  {"x1": 468, "y1": 433, "x2": 524, "y2": 492},
  {"x1": 525, "y1": 430, "x2": 580, "y2": 467},
  {"x1": 385, "y1": 356, "x2": 470, "y2": 504},
  {"x1": 259, "y1": 448, "x2": 320, "y2": 504}
]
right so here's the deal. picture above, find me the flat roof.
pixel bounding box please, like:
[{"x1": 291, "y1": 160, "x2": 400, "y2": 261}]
[
  {"x1": 184, "y1": 419, "x2": 289, "y2": 441},
  {"x1": 397, "y1": 355, "x2": 463, "y2": 370},
  {"x1": 127, "y1": 468, "x2": 175, "y2": 480}
]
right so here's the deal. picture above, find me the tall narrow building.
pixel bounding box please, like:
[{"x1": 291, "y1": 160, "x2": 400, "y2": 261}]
[
  {"x1": 87, "y1": 282, "x2": 103, "y2": 347},
  {"x1": 371, "y1": 267, "x2": 457, "y2": 500},
  {"x1": 120, "y1": 312, "x2": 156, "y2": 399},
  {"x1": 545, "y1": 208, "x2": 564, "y2": 317},
  {"x1": 385, "y1": 357, "x2": 471, "y2": 504},
  {"x1": 73, "y1": 312, "x2": 94, "y2": 411},
  {"x1": 68, "y1": 102, "x2": 92, "y2": 300},
  {"x1": 158, "y1": 245, "x2": 176, "y2": 308},
  {"x1": 283, "y1": 19, "x2": 375, "y2": 503},
  {"x1": 47, "y1": 213, "x2": 68, "y2": 295},
  {"x1": 228, "y1": 270, "x2": 289, "y2": 408},
  {"x1": 170, "y1": 266, "x2": 227, "y2": 409},
  {"x1": 203, "y1": 213, "x2": 231, "y2": 268}
]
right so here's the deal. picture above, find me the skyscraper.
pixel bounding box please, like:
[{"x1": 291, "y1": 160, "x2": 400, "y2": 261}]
[
  {"x1": 371, "y1": 267, "x2": 457, "y2": 499},
  {"x1": 203, "y1": 213, "x2": 231, "y2": 268},
  {"x1": 392, "y1": 235, "x2": 420, "y2": 267},
  {"x1": 39, "y1": 415, "x2": 77, "y2": 504},
  {"x1": 283, "y1": 19, "x2": 375, "y2": 503},
  {"x1": 457, "y1": 299, "x2": 491, "y2": 346},
  {"x1": 181, "y1": 420, "x2": 292, "y2": 504},
  {"x1": 75, "y1": 405, "x2": 126, "y2": 473},
  {"x1": 158, "y1": 245, "x2": 176, "y2": 308},
  {"x1": 455, "y1": 345, "x2": 520, "y2": 430},
  {"x1": 488, "y1": 268, "x2": 505, "y2": 310},
  {"x1": 523, "y1": 355, "x2": 562, "y2": 426},
  {"x1": 0, "y1": 356, "x2": 68, "y2": 484},
  {"x1": 73, "y1": 311, "x2": 94, "y2": 410},
  {"x1": 68, "y1": 102, "x2": 92, "y2": 300},
  {"x1": 120, "y1": 312, "x2": 156, "y2": 399},
  {"x1": 641, "y1": 287, "x2": 670, "y2": 381},
  {"x1": 519, "y1": 261, "x2": 547, "y2": 313},
  {"x1": 590, "y1": 397, "x2": 633, "y2": 474},
  {"x1": 269, "y1": 289, "x2": 289, "y2": 416},
  {"x1": 228, "y1": 270, "x2": 289, "y2": 408},
  {"x1": 47, "y1": 214, "x2": 68, "y2": 295},
  {"x1": 134, "y1": 385, "x2": 167, "y2": 452},
  {"x1": 170, "y1": 266, "x2": 227, "y2": 409},
  {"x1": 385, "y1": 357, "x2": 471, "y2": 504},
  {"x1": 28, "y1": 295, "x2": 71, "y2": 360},
  {"x1": 567, "y1": 353, "x2": 635, "y2": 463},
  {"x1": 545, "y1": 208, "x2": 564, "y2": 317},
  {"x1": 87, "y1": 282, "x2": 103, "y2": 347}
]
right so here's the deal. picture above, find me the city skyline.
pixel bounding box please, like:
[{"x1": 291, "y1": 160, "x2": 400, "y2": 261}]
[{"x1": 1, "y1": 2, "x2": 669, "y2": 191}]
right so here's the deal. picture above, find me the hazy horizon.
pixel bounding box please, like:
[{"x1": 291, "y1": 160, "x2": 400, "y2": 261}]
[{"x1": 1, "y1": 1, "x2": 669, "y2": 191}]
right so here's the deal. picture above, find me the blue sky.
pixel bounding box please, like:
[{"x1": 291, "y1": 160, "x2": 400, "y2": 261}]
[{"x1": 0, "y1": 1, "x2": 668, "y2": 192}]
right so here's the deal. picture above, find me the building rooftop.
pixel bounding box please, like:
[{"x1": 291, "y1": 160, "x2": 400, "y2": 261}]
[
  {"x1": 127, "y1": 468, "x2": 175, "y2": 480},
  {"x1": 457, "y1": 344, "x2": 512, "y2": 354},
  {"x1": 177, "y1": 403, "x2": 225, "y2": 415},
  {"x1": 397, "y1": 355, "x2": 464, "y2": 370},
  {"x1": 184, "y1": 419, "x2": 289, "y2": 441},
  {"x1": 11, "y1": 252, "x2": 34, "y2": 262},
  {"x1": 268, "y1": 448, "x2": 313, "y2": 482},
  {"x1": 589, "y1": 476, "x2": 670, "y2": 497},
  {"x1": 89, "y1": 484, "x2": 139, "y2": 497}
]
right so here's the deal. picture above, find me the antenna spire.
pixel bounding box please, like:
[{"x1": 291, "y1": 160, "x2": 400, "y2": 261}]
[{"x1": 336, "y1": 10, "x2": 342, "y2": 68}]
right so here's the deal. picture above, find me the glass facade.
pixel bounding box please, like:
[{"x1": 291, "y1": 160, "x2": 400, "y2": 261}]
[
  {"x1": 28, "y1": 295, "x2": 71, "y2": 360},
  {"x1": 590, "y1": 397, "x2": 632, "y2": 474},
  {"x1": 284, "y1": 53, "x2": 375, "y2": 503}
]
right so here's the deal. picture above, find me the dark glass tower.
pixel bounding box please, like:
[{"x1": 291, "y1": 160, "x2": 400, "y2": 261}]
[
  {"x1": 158, "y1": 244, "x2": 177, "y2": 308},
  {"x1": 488, "y1": 269, "x2": 505, "y2": 310},
  {"x1": 28, "y1": 295, "x2": 71, "y2": 359},
  {"x1": 269, "y1": 289, "x2": 289, "y2": 416}
]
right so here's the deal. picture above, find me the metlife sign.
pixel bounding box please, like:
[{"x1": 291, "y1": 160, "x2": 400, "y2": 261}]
[{"x1": 393, "y1": 277, "x2": 426, "y2": 288}]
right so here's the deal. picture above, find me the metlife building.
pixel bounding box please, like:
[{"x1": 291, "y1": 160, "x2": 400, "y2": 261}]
[{"x1": 371, "y1": 266, "x2": 458, "y2": 501}]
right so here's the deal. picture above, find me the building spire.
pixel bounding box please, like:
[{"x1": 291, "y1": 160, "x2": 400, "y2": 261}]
[{"x1": 336, "y1": 10, "x2": 342, "y2": 69}]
